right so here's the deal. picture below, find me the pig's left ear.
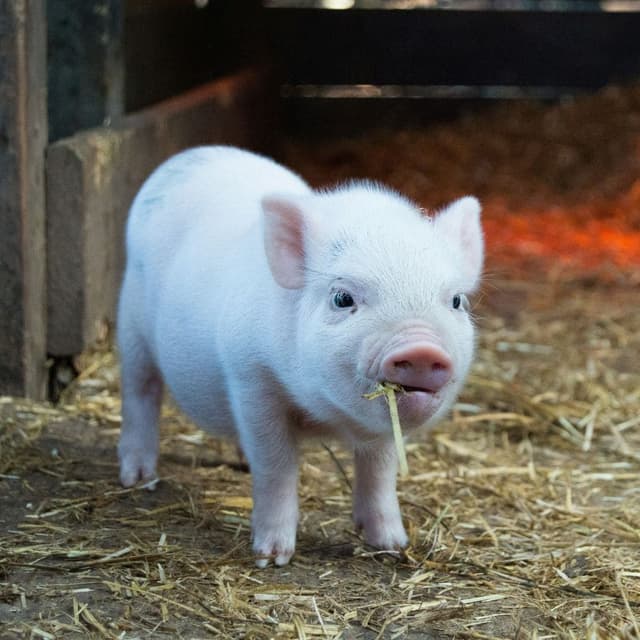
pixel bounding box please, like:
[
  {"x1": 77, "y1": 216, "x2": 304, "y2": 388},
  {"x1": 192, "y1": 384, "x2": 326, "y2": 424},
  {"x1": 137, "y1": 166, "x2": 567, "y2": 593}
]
[
  {"x1": 433, "y1": 196, "x2": 484, "y2": 291},
  {"x1": 262, "y1": 194, "x2": 312, "y2": 289}
]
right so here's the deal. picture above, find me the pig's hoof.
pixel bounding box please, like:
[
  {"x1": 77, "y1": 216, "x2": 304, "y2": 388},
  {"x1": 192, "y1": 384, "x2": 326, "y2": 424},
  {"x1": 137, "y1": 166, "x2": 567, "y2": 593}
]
[
  {"x1": 356, "y1": 513, "x2": 409, "y2": 551},
  {"x1": 253, "y1": 532, "x2": 296, "y2": 568},
  {"x1": 119, "y1": 450, "x2": 158, "y2": 489}
]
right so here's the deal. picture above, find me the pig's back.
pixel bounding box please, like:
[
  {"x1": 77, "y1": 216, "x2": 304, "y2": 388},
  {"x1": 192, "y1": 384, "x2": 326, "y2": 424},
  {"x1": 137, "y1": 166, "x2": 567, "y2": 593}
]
[
  {"x1": 125, "y1": 146, "x2": 310, "y2": 284},
  {"x1": 121, "y1": 147, "x2": 310, "y2": 428}
]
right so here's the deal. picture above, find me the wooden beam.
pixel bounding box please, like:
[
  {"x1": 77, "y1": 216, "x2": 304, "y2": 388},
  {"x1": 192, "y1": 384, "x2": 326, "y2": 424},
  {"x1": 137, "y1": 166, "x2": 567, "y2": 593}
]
[
  {"x1": 267, "y1": 8, "x2": 640, "y2": 89},
  {"x1": 0, "y1": 0, "x2": 48, "y2": 399},
  {"x1": 46, "y1": 67, "x2": 277, "y2": 356}
]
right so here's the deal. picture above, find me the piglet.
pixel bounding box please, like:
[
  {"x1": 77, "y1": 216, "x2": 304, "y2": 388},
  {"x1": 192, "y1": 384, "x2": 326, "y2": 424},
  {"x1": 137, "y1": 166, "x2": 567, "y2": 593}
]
[{"x1": 117, "y1": 146, "x2": 483, "y2": 567}]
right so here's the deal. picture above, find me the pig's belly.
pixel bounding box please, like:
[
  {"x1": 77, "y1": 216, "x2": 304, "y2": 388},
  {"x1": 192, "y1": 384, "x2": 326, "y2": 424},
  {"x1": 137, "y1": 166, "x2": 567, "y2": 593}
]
[
  {"x1": 164, "y1": 369, "x2": 236, "y2": 438},
  {"x1": 149, "y1": 242, "x2": 242, "y2": 436},
  {"x1": 154, "y1": 321, "x2": 237, "y2": 438}
]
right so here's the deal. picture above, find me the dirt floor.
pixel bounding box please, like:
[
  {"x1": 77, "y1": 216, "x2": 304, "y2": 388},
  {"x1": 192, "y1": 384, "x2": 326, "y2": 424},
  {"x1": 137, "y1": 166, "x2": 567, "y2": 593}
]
[{"x1": 2, "y1": 86, "x2": 640, "y2": 639}]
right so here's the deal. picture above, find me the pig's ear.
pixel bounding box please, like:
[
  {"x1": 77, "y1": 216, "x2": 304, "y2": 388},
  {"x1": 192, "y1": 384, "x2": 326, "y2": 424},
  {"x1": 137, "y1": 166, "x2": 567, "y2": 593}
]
[
  {"x1": 262, "y1": 195, "x2": 310, "y2": 289},
  {"x1": 434, "y1": 196, "x2": 484, "y2": 290}
]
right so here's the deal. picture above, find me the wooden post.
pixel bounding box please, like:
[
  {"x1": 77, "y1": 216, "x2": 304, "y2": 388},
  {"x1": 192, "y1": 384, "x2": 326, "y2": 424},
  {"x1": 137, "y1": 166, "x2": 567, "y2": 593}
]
[{"x1": 0, "y1": 0, "x2": 48, "y2": 398}]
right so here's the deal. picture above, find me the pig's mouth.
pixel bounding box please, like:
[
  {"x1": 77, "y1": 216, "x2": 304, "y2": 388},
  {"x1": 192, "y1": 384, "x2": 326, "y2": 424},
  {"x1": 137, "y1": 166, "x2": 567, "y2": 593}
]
[
  {"x1": 398, "y1": 384, "x2": 435, "y2": 394},
  {"x1": 392, "y1": 384, "x2": 443, "y2": 426}
]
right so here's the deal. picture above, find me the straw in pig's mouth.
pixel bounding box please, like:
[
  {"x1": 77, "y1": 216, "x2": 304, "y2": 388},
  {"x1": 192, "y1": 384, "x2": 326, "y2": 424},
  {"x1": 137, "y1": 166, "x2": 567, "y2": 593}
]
[{"x1": 363, "y1": 382, "x2": 409, "y2": 477}]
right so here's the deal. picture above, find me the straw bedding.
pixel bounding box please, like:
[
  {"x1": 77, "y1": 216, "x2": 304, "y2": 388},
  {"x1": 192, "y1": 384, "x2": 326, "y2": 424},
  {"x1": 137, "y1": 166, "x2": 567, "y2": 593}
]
[{"x1": 1, "y1": 85, "x2": 639, "y2": 639}]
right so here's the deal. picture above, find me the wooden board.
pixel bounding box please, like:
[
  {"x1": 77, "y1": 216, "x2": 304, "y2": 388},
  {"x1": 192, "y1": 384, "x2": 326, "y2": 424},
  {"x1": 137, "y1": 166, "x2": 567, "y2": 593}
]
[
  {"x1": 46, "y1": 67, "x2": 276, "y2": 356},
  {"x1": 266, "y1": 8, "x2": 640, "y2": 89},
  {"x1": 0, "y1": 0, "x2": 48, "y2": 398}
]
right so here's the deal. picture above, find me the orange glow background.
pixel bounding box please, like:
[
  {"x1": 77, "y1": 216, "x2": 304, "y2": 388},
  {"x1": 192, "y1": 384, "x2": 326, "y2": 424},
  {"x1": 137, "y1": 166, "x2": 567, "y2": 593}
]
[
  {"x1": 483, "y1": 182, "x2": 640, "y2": 275},
  {"x1": 286, "y1": 86, "x2": 640, "y2": 281}
]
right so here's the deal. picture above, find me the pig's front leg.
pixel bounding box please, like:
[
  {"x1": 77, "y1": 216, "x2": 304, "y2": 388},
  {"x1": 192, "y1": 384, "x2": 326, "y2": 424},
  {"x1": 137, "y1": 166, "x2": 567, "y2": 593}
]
[
  {"x1": 353, "y1": 438, "x2": 408, "y2": 550},
  {"x1": 232, "y1": 391, "x2": 299, "y2": 568}
]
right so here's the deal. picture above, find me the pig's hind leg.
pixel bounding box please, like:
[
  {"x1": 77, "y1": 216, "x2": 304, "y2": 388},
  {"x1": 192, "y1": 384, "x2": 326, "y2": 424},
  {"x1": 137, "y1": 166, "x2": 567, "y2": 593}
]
[{"x1": 117, "y1": 281, "x2": 163, "y2": 488}]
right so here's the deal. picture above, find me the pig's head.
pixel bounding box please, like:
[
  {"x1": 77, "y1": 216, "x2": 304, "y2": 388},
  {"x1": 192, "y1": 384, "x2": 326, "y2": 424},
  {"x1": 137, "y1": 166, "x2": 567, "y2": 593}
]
[{"x1": 262, "y1": 184, "x2": 483, "y2": 439}]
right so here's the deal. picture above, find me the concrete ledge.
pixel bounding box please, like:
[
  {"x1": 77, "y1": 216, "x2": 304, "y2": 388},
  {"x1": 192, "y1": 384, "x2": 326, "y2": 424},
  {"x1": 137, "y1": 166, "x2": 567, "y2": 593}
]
[{"x1": 46, "y1": 67, "x2": 276, "y2": 355}]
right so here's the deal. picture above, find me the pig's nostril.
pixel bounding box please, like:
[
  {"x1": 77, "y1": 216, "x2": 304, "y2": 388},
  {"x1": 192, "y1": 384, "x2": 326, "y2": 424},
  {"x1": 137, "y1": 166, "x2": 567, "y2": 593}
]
[
  {"x1": 394, "y1": 360, "x2": 447, "y2": 372},
  {"x1": 382, "y1": 343, "x2": 453, "y2": 393}
]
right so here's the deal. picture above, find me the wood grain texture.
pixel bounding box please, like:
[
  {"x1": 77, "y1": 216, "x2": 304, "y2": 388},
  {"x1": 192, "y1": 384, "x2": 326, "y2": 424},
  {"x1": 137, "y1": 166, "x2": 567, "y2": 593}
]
[
  {"x1": 0, "y1": 0, "x2": 48, "y2": 398},
  {"x1": 46, "y1": 67, "x2": 277, "y2": 355}
]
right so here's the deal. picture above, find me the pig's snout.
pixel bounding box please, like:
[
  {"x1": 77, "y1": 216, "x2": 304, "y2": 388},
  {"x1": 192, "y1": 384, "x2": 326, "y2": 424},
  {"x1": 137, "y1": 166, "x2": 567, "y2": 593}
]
[{"x1": 381, "y1": 343, "x2": 452, "y2": 393}]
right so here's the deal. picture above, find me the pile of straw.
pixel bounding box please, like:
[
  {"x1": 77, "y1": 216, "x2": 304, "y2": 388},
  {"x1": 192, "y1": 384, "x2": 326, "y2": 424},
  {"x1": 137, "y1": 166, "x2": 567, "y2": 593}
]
[{"x1": 1, "y1": 277, "x2": 638, "y2": 639}]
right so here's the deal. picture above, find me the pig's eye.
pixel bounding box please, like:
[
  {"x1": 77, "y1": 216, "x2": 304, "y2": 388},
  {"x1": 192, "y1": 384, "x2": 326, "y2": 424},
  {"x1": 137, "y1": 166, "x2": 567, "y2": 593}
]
[
  {"x1": 332, "y1": 290, "x2": 355, "y2": 309},
  {"x1": 452, "y1": 294, "x2": 469, "y2": 311}
]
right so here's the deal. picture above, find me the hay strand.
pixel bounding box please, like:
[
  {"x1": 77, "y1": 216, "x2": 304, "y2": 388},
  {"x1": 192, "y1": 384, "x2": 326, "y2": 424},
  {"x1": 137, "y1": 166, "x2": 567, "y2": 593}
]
[{"x1": 364, "y1": 382, "x2": 409, "y2": 477}]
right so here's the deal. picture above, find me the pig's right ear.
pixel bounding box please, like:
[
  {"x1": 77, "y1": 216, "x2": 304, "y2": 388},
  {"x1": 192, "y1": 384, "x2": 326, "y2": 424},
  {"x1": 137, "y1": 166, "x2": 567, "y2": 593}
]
[
  {"x1": 262, "y1": 195, "x2": 310, "y2": 289},
  {"x1": 434, "y1": 196, "x2": 484, "y2": 291}
]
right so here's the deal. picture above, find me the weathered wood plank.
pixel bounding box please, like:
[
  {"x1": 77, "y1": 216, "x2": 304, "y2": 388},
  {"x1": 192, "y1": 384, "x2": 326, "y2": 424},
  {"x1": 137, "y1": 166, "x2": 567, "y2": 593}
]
[
  {"x1": 0, "y1": 0, "x2": 48, "y2": 398},
  {"x1": 46, "y1": 67, "x2": 276, "y2": 356},
  {"x1": 267, "y1": 8, "x2": 640, "y2": 88}
]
